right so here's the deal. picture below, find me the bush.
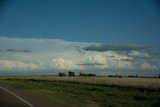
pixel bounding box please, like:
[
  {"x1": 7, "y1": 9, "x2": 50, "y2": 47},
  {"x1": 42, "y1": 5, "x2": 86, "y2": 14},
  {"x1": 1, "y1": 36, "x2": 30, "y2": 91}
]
[
  {"x1": 58, "y1": 72, "x2": 67, "y2": 77},
  {"x1": 68, "y1": 71, "x2": 75, "y2": 76},
  {"x1": 128, "y1": 75, "x2": 135, "y2": 77},
  {"x1": 108, "y1": 75, "x2": 114, "y2": 77},
  {"x1": 88, "y1": 73, "x2": 96, "y2": 77},
  {"x1": 108, "y1": 75, "x2": 122, "y2": 78},
  {"x1": 79, "y1": 73, "x2": 96, "y2": 77}
]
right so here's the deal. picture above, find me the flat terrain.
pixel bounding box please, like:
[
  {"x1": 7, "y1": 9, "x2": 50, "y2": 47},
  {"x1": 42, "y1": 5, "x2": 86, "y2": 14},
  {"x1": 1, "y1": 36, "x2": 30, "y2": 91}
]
[
  {"x1": 3, "y1": 76, "x2": 160, "y2": 91},
  {"x1": 0, "y1": 76, "x2": 160, "y2": 107}
]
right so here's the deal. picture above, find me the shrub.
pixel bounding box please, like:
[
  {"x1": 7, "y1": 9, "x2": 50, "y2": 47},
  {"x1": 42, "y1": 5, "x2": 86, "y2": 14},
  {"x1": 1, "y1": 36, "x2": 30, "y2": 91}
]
[
  {"x1": 68, "y1": 71, "x2": 75, "y2": 76},
  {"x1": 79, "y1": 73, "x2": 96, "y2": 77},
  {"x1": 128, "y1": 75, "x2": 135, "y2": 77},
  {"x1": 108, "y1": 75, "x2": 114, "y2": 77},
  {"x1": 88, "y1": 73, "x2": 96, "y2": 77},
  {"x1": 58, "y1": 72, "x2": 67, "y2": 77}
]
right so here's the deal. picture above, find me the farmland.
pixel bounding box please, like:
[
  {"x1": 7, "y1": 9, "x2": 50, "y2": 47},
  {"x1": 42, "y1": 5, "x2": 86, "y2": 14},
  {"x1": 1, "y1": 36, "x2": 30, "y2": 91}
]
[{"x1": 0, "y1": 76, "x2": 160, "y2": 107}]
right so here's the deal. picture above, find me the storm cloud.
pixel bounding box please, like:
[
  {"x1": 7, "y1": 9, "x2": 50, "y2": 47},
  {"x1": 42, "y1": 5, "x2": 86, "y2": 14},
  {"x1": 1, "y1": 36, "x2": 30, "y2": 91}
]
[
  {"x1": 83, "y1": 44, "x2": 147, "y2": 52},
  {"x1": 6, "y1": 49, "x2": 32, "y2": 52}
]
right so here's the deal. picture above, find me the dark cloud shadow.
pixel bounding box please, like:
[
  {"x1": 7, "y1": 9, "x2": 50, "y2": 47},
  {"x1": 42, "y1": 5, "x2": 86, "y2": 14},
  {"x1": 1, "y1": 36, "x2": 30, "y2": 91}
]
[
  {"x1": 83, "y1": 44, "x2": 147, "y2": 52},
  {"x1": 6, "y1": 49, "x2": 32, "y2": 52},
  {"x1": 77, "y1": 63, "x2": 104, "y2": 66}
]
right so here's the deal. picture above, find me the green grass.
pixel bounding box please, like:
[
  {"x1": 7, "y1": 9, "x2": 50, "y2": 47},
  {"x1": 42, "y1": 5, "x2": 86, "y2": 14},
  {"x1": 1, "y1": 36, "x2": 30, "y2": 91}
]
[{"x1": 0, "y1": 79, "x2": 160, "y2": 107}]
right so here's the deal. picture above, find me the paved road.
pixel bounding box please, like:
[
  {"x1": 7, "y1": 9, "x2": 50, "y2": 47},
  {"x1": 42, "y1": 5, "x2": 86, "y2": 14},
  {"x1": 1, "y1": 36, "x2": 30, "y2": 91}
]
[{"x1": 0, "y1": 86, "x2": 33, "y2": 107}]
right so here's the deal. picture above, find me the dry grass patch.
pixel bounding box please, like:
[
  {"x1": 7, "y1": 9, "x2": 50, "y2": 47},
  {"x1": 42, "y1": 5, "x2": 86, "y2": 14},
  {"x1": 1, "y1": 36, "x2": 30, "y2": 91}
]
[{"x1": 4, "y1": 76, "x2": 160, "y2": 91}]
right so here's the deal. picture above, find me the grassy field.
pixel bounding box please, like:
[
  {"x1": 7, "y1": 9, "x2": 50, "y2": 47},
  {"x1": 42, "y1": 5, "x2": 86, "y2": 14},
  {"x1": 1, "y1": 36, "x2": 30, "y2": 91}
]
[
  {"x1": 2, "y1": 75, "x2": 160, "y2": 91},
  {"x1": 0, "y1": 76, "x2": 160, "y2": 107}
]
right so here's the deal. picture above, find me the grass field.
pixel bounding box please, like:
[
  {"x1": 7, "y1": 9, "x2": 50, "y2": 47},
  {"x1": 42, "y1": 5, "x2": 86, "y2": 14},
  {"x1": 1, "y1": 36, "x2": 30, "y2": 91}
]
[
  {"x1": 2, "y1": 76, "x2": 160, "y2": 91},
  {"x1": 0, "y1": 76, "x2": 160, "y2": 107}
]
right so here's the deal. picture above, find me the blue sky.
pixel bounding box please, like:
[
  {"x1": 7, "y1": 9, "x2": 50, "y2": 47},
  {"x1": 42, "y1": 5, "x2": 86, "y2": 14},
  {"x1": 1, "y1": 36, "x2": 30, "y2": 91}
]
[
  {"x1": 0, "y1": 0, "x2": 160, "y2": 44},
  {"x1": 0, "y1": 0, "x2": 160, "y2": 76}
]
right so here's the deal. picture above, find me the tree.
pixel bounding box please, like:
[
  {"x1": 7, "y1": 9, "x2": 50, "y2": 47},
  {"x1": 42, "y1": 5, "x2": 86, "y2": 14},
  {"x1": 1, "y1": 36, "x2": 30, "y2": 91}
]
[
  {"x1": 108, "y1": 75, "x2": 113, "y2": 77},
  {"x1": 58, "y1": 72, "x2": 66, "y2": 77},
  {"x1": 79, "y1": 73, "x2": 96, "y2": 77},
  {"x1": 68, "y1": 71, "x2": 75, "y2": 76}
]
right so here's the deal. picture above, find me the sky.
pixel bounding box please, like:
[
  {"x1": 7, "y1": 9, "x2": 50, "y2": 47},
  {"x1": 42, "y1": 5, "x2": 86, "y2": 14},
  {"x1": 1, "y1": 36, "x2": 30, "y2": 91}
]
[{"x1": 0, "y1": 0, "x2": 160, "y2": 76}]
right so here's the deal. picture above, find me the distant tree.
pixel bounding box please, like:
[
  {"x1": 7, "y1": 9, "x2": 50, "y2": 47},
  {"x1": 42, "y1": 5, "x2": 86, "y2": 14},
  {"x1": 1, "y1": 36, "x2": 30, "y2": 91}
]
[
  {"x1": 108, "y1": 75, "x2": 122, "y2": 78},
  {"x1": 58, "y1": 72, "x2": 67, "y2": 77},
  {"x1": 159, "y1": 75, "x2": 160, "y2": 78},
  {"x1": 108, "y1": 75, "x2": 113, "y2": 77},
  {"x1": 128, "y1": 75, "x2": 135, "y2": 77},
  {"x1": 68, "y1": 71, "x2": 75, "y2": 76},
  {"x1": 88, "y1": 73, "x2": 96, "y2": 77},
  {"x1": 79, "y1": 73, "x2": 96, "y2": 77}
]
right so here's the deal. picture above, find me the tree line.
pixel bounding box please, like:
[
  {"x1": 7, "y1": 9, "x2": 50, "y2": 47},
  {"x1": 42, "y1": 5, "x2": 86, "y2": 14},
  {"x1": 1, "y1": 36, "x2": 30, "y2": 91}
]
[
  {"x1": 58, "y1": 71, "x2": 96, "y2": 77},
  {"x1": 58, "y1": 71, "x2": 160, "y2": 78}
]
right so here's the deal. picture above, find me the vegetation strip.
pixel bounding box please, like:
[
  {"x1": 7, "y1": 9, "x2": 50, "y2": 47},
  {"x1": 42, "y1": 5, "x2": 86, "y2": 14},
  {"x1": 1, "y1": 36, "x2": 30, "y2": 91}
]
[
  {"x1": 0, "y1": 76, "x2": 160, "y2": 107},
  {"x1": 4, "y1": 76, "x2": 160, "y2": 91}
]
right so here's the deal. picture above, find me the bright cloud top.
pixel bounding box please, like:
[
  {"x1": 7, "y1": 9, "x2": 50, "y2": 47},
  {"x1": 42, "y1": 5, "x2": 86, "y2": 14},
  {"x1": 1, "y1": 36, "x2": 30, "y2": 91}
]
[{"x1": 0, "y1": 37, "x2": 159, "y2": 72}]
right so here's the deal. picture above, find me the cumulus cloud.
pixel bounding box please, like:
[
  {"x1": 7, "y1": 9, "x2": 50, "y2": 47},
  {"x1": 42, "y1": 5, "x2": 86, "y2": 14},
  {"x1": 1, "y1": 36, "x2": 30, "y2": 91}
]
[
  {"x1": 129, "y1": 50, "x2": 150, "y2": 58},
  {"x1": 78, "y1": 51, "x2": 133, "y2": 70},
  {"x1": 0, "y1": 37, "x2": 159, "y2": 73},
  {"x1": 83, "y1": 43, "x2": 147, "y2": 52},
  {"x1": 141, "y1": 62, "x2": 158, "y2": 71},
  {"x1": 50, "y1": 58, "x2": 83, "y2": 70},
  {"x1": 0, "y1": 60, "x2": 39, "y2": 70}
]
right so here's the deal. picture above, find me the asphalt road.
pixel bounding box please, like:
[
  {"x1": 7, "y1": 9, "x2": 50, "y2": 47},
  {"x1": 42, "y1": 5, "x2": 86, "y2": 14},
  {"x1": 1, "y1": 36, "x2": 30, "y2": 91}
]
[{"x1": 0, "y1": 86, "x2": 33, "y2": 107}]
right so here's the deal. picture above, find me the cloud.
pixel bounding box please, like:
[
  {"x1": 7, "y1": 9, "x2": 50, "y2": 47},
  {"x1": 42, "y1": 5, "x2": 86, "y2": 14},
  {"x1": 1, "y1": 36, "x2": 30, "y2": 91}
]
[
  {"x1": 77, "y1": 63, "x2": 104, "y2": 66},
  {"x1": 128, "y1": 50, "x2": 150, "y2": 58},
  {"x1": 0, "y1": 60, "x2": 39, "y2": 70},
  {"x1": 141, "y1": 62, "x2": 158, "y2": 71},
  {"x1": 6, "y1": 49, "x2": 32, "y2": 52},
  {"x1": 83, "y1": 43, "x2": 147, "y2": 52},
  {"x1": 149, "y1": 51, "x2": 160, "y2": 56},
  {"x1": 50, "y1": 58, "x2": 83, "y2": 70},
  {"x1": 0, "y1": 37, "x2": 159, "y2": 73},
  {"x1": 77, "y1": 51, "x2": 133, "y2": 70}
]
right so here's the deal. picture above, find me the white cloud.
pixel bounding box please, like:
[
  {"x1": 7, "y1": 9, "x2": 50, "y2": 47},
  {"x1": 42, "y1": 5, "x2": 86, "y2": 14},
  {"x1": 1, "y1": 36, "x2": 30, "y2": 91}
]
[
  {"x1": 79, "y1": 51, "x2": 133, "y2": 70},
  {"x1": 50, "y1": 58, "x2": 83, "y2": 70},
  {"x1": 141, "y1": 62, "x2": 158, "y2": 70},
  {"x1": 129, "y1": 50, "x2": 150, "y2": 58},
  {"x1": 0, "y1": 60, "x2": 39, "y2": 70},
  {"x1": 0, "y1": 37, "x2": 159, "y2": 72}
]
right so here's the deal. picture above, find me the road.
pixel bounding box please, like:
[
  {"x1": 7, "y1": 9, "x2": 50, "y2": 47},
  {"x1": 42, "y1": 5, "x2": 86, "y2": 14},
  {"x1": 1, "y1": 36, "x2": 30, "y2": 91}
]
[{"x1": 0, "y1": 86, "x2": 33, "y2": 107}]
